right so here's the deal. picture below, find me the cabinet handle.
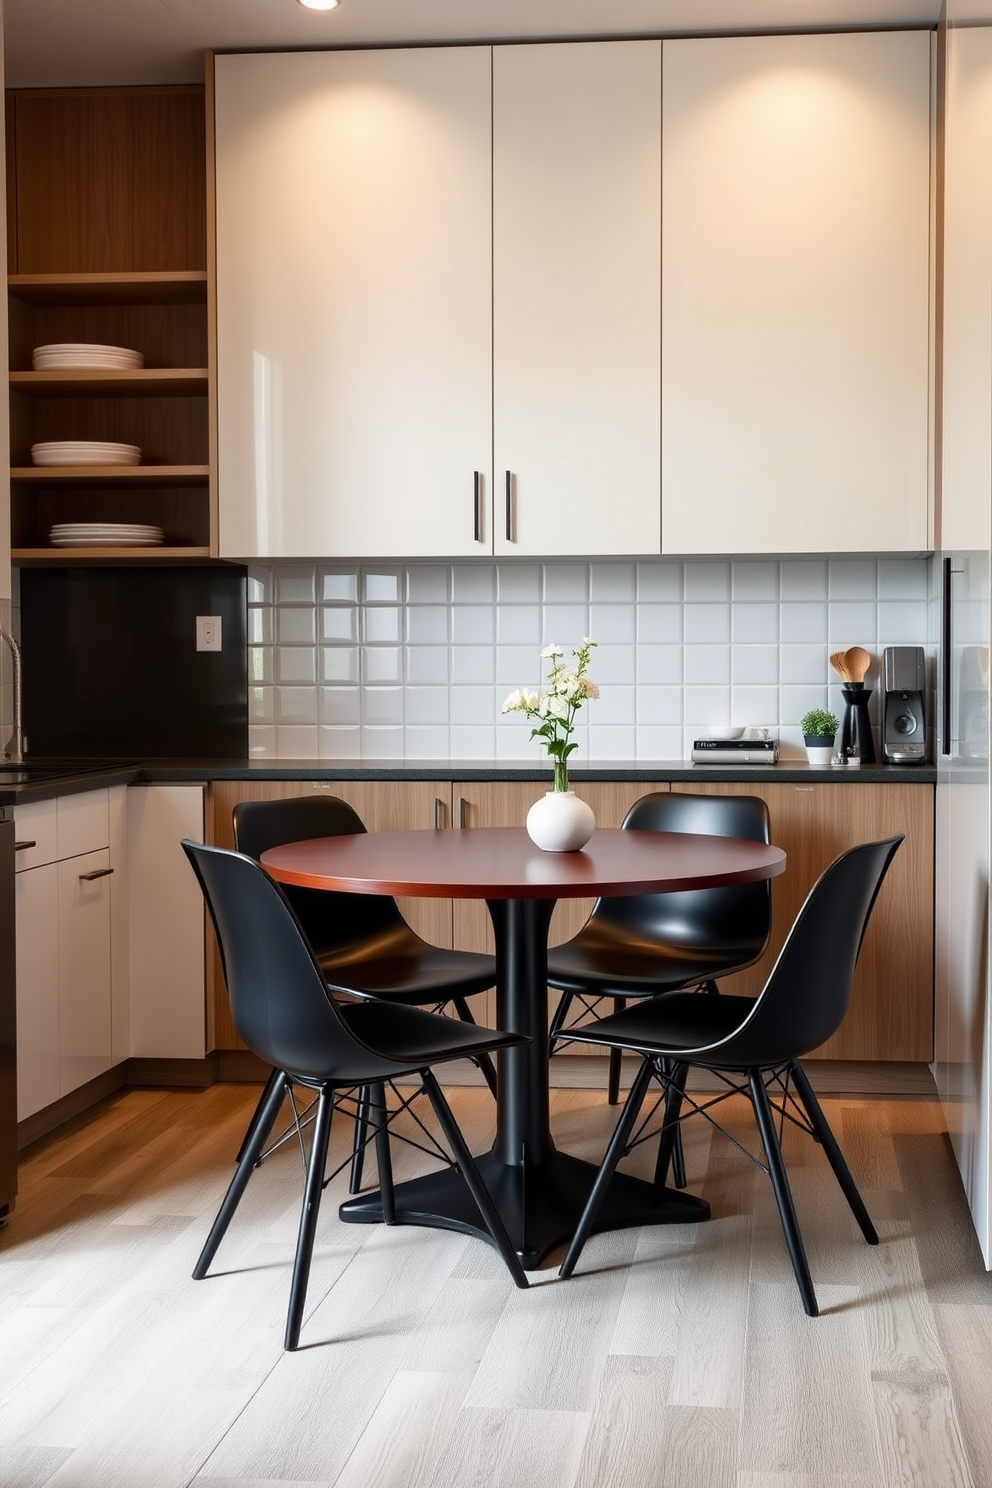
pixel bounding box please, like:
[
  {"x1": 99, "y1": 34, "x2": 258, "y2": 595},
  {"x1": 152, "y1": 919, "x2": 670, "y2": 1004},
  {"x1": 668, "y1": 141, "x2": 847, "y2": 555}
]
[
  {"x1": 433, "y1": 797, "x2": 445, "y2": 829},
  {"x1": 455, "y1": 796, "x2": 466, "y2": 829},
  {"x1": 14, "y1": 839, "x2": 37, "y2": 851},
  {"x1": 505, "y1": 471, "x2": 514, "y2": 543},
  {"x1": 78, "y1": 867, "x2": 114, "y2": 881},
  {"x1": 473, "y1": 472, "x2": 483, "y2": 543}
]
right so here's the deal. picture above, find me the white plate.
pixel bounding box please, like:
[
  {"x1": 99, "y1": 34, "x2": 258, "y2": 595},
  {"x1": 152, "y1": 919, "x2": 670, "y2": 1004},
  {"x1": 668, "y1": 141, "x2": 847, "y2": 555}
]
[
  {"x1": 51, "y1": 527, "x2": 163, "y2": 539},
  {"x1": 31, "y1": 442, "x2": 142, "y2": 466},
  {"x1": 32, "y1": 342, "x2": 144, "y2": 370},
  {"x1": 50, "y1": 534, "x2": 164, "y2": 547}
]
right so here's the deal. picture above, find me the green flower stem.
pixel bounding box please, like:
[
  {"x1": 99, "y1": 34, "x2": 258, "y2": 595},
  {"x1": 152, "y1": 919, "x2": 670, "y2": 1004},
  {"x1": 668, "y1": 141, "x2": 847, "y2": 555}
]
[{"x1": 553, "y1": 759, "x2": 569, "y2": 793}]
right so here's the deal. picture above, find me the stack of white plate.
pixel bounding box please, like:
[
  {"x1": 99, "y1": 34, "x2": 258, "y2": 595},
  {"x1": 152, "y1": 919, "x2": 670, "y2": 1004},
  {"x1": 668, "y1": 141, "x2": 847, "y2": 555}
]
[
  {"x1": 31, "y1": 441, "x2": 142, "y2": 467},
  {"x1": 32, "y1": 343, "x2": 144, "y2": 371},
  {"x1": 49, "y1": 523, "x2": 165, "y2": 548}
]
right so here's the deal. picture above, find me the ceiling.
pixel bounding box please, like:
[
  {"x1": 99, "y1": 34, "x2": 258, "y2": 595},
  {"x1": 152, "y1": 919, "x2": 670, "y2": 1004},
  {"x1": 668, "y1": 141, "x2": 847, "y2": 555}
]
[{"x1": 3, "y1": 0, "x2": 949, "y2": 90}]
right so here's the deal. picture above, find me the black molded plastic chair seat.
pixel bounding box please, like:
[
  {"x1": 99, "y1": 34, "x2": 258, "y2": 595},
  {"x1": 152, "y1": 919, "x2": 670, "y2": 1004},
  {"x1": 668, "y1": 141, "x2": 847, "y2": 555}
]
[
  {"x1": 182, "y1": 839, "x2": 530, "y2": 1351},
  {"x1": 546, "y1": 925, "x2": 766, "y2": 998},
  {"x1": 317, "y1": 925, "x2": 496, "y2": 1003},
  {"x1": 558, "y1": 834, "x2": 904, "y2": 1318}
]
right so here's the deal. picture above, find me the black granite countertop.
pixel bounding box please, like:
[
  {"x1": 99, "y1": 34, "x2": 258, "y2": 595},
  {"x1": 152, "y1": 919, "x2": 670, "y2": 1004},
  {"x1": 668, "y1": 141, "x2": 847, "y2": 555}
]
[{"x1": 0, "y1": 756, "x2": 937, "y2": 807}]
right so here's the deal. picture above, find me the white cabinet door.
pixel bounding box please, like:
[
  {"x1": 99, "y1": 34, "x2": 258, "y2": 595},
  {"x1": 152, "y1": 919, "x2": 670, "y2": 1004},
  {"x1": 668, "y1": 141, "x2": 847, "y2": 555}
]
[
  {"x1": 492, "y1": 42, "x2": 662, "y2": 556},
  {"x1": 14, "y1": 863, "x2": 59, "y2": 1120},
  {"x1": 57, "y1": 848, "x2": 113, "y2": 1095},
  {"x1": 661, "y1": 31, "x2": 931, "y2": 555},
  {"x1": 215, "y1": 48, "x2": 493, "y2": 559}
]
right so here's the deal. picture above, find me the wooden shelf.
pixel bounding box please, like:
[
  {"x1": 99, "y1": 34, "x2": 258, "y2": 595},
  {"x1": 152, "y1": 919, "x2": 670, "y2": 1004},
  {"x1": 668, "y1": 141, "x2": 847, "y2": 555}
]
[
  {"x1": 13, "y1": 547, "x2": 213, "y2": 564},
  {"x1": 11, "y1": 465, "x2": 210, "y2": 486},
  {"x1": 8, "y1": 272, "x2": 208, "y2": 307},
  {"x1": 10, "y1": 369, "x2": 209, "y2": 397}
]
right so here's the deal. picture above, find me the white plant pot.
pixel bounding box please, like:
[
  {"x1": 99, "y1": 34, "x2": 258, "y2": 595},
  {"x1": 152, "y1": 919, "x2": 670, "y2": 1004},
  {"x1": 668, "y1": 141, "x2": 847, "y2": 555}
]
[
  {"x1": 805, "y1": 743, "x2": 835, "y2": 766},
  {"x1": 525, "y1": 790, "x2": 596, "y2": 852}
]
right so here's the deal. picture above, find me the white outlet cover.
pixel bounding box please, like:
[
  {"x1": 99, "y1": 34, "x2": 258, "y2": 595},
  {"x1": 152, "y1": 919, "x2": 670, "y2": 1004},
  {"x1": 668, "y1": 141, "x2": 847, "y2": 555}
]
[{"x1": 196, "y1": 615, "x2": 223, "y2": 652}]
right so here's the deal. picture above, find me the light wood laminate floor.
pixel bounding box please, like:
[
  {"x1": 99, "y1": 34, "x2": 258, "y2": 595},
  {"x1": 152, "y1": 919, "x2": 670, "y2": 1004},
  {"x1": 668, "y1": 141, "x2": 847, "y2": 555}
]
[{"x1": 2, "y1": 1081, "x2": 991, "y2": 1488}]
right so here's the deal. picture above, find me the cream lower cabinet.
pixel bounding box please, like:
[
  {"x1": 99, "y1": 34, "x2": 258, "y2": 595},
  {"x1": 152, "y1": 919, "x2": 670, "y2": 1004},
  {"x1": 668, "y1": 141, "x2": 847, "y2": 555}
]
[
  {"x1": 661, "y1": 30, "x2": 931, "y2": 555},
  {"x1": 15, "y1": 787, "x2": 125, "y2": 1120}
]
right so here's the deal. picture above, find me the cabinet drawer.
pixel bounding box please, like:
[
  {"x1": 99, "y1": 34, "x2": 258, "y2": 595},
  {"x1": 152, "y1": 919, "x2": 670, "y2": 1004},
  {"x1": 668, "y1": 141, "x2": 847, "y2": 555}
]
[
  {"x1": 57, "y1": 789, "x2": 110, "y2": 860},
  {"x1": 14, "y1": 800, "x2": 57, "y2": 871}
]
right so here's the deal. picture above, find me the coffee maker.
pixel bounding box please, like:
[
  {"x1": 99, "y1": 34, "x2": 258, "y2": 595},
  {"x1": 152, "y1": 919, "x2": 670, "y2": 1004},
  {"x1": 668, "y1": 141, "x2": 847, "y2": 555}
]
[{"x1": 882, "y1": 646, "x2": 926, "y2": 764}]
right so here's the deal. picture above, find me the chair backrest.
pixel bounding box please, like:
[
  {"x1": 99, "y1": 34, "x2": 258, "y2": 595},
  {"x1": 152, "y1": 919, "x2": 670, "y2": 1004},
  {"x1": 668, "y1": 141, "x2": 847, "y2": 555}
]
[
  {"x1": 594, "y1": 791, "x2": 772, "y2": 958},
  {"x1": 233, "y1": 794, "x2": 406, "y2": 955},
  {"x1": 715, "y1": 834, "x2": 904, "y2": 1066},
  {"x1": 182, "y1": 838, "x2": 401, "y2": 1083}
]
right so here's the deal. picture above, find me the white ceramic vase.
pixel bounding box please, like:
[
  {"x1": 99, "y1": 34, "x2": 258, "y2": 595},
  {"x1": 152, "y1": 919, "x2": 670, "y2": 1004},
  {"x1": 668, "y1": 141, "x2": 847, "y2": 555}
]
[{"x1": 525, "y1": 790, "x2": 596, "y2": 852}]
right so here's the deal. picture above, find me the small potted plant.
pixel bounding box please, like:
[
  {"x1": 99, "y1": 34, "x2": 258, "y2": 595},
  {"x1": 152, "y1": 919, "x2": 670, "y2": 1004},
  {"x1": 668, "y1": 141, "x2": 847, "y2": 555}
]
[{"x1": 800, "y1": 707, "x2": 840, "y2": 767}]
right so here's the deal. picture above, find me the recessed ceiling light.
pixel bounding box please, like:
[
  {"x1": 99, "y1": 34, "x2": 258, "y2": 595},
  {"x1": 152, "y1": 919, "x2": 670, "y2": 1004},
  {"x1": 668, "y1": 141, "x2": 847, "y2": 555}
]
[{"x1": 297, "y1": 0, "x2": 340, "y2": 10}]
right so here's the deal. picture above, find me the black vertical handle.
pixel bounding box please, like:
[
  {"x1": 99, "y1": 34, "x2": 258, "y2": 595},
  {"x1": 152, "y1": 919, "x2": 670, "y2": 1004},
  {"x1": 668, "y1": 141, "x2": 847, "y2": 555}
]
[
  {"x1": 505, "y1": 471, "x2": 513, "y2": 543},
  {"x1": 473, "y1": 472, "x2": 482, "y2": 543},
  {"x1": 941, "y1": 555, "x2": 952, "y2": 757}
]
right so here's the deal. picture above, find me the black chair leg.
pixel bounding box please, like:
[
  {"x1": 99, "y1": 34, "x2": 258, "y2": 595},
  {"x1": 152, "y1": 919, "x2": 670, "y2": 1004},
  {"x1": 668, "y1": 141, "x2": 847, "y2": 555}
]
[
  {"x1": 789, "y1": 1062, "x2": 878, "y2": 1245},
  {"x1": 194, "y1": 1069, "x2": 289, "y2": 1281},
  {"x1": 560, "y1": 1056, "x2": 655, "y2": 1279},
  {"x1": 370, "y1": 1081, "x2": 396, "y2": 1225},
  {"x1": 606, "y1": 998, "x2": 627, "y2": 1105},
  {"x1": 235, "y1": 1066, "x2": 281, "y2": 1165},
  {"x1": 349, "y1": 1084, "x2": 372, "y2": 1194},
  {"x1": 451, "y1": 996, "x2": 498, "y2": 1097},
  {"x1": 284, "y1": 1086, "x2": 335, "y2": 1350},
  {"x1": 653, "y1": 1060, "x2": 688, "y2": 1191},
  {"x1": 749, "y1": 1068, "x2": 819, "y2": 1317},
  {"x1": 420, "y1": 1069, "x2": 529, "y2": 1290}
]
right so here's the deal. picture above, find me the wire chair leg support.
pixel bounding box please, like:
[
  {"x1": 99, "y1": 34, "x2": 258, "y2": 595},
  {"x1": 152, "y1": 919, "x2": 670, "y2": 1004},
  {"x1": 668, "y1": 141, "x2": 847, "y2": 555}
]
[
  {"x1": 749, "y1": 1069, "x2": 819, "y2": 1318},
  {"x1": 452, "y1": 996, "x2": 498, "y2": 1097},
  {"x1": 370, "y1": 1081, "x2": 396, "y2": 1225},
  {"x1": 349, "y1": 1084, "x2": 371, "y2": 1194},
  {"x1": 420, "y1": 1069, "x2": 529, "y2": 1290},
  {"x1": 547, "y1": 991, "x2": 573, "y2": 1058},
  {"x1": 560, "y1": 1056, "x2": 655, "y2": 1279},
  {"x1": 194, "y1": 1069, "x2": 289, "y2": 1281},
  {"x1": 789, "y1": 1061, "x2": 878, "y2": 1245},
  {"x1": 285, "y1": 1087, "x2": 335, "y2": 1351}
]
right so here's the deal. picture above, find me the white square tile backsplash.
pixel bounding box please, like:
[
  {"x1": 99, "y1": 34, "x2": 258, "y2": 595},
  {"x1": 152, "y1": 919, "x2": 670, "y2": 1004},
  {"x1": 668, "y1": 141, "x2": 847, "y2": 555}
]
[{"x1": 246, "y1": 558, "x2": 933, "y2": 761}]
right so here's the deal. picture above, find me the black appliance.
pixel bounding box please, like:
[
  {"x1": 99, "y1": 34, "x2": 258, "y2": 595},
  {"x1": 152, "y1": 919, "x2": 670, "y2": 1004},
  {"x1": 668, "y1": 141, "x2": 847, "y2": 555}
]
[{"x1": 883, "y1": 645, "x2": 926, "y2": 764}]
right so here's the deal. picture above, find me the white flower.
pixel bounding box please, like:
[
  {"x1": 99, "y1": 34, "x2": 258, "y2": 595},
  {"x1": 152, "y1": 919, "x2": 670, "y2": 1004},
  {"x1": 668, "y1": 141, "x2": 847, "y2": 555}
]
[
  {"x1": 577, "y1": 679, "x2": 600, "y2": 700},
  {"x1": 541, "y1": 643, "x2": 564, "y2": 659}
]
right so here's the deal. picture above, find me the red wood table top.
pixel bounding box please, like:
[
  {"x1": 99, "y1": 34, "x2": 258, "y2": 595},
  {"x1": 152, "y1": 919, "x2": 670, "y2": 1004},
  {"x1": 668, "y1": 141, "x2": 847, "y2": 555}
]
[{"x1": 260, "y1": 826, "x2": 787, "y2": 900}]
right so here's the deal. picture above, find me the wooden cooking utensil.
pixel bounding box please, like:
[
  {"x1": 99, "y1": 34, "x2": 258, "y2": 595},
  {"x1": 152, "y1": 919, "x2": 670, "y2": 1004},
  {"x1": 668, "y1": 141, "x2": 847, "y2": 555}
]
[
  {"x1": 843, "y1": 645, "x2": 872, "y2": 684},
  {"x1": 829, "y1": 650, "x2": 850, "y2": 681}
]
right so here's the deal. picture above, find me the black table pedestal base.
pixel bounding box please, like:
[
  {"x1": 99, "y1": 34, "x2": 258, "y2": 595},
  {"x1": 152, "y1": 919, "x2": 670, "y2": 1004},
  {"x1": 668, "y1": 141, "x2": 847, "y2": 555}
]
[{"x1": 338, "y1": 1149, "x2": 709, "y2": 1269}]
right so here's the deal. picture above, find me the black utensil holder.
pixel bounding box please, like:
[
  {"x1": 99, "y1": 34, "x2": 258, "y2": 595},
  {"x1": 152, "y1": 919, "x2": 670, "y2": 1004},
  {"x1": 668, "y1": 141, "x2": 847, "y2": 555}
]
[{"x1": 839, "y1": 685, "x2": 875, "y2": 764}]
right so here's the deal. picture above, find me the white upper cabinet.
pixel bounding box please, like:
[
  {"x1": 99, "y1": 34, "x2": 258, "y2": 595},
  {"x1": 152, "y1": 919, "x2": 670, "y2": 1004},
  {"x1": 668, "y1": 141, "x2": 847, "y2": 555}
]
[
  {"x1": 942, "y1": 26, "x2": 992, "y2": 554},
  {"x1": 492, "y1": 42, "x2": 662, "y2": 556},
  {"x1": 660, "y1": 31, "x2": 932, "y2": 555},
  {"x1": 214, "y1": 48, "x2": 492, "y2": 558}
]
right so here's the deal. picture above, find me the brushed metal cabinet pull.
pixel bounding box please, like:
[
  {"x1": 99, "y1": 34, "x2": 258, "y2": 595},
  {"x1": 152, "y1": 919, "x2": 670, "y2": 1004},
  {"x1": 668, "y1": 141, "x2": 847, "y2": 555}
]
[
  {"x1": 504, "y1": 471, "x2": 514, "y2": 543},
  {"x1": 473, "y1": 472, "x2": 483, "y2": 543},
  {"x1": 78, "y1": 867, "x2": 114, "y2": 881},
  {"x1": 14, "y1": 839, "x2": 37, "y2": 851}
]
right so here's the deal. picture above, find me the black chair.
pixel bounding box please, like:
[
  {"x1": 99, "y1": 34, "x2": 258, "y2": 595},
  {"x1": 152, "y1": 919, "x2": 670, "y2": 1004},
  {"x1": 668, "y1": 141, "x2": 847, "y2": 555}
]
[
  {"x1": 232, "y1": 795, "x2": 499, "y2": 1191},
  {"x1": 557, "y1": 834, "x2": 903, "y2": 1318},
  {"x1": 182, "y1": 839, "x2": 529, "y2": 1351},
  {"x1": 547, "y1": 792, "x2": 772, "y2": 1108}
]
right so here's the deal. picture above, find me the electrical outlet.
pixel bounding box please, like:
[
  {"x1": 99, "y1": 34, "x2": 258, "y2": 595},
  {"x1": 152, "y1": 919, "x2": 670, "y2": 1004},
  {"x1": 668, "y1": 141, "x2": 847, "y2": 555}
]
[{"x1": 196, "y1": 615, "x2": 222, "y2": 652}]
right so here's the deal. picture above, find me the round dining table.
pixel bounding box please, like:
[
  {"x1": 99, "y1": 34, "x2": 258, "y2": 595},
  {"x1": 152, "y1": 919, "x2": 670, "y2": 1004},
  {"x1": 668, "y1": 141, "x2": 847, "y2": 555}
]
[{"x1": 261, "y1": 824, "x2": 787, "y2": 1267}]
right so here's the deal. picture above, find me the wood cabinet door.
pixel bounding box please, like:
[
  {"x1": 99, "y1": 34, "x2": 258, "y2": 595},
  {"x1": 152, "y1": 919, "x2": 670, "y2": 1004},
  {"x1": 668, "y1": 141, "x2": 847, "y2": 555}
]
[
  {"x1": 450, "y1": 780, "x2": 669, "y2": 1031},
  {"x1": 208, "y1": 779, "x2": 454, "y2": 1049},
  {"x1": 492, "y1": 41, "x2": 662, "y2": 556},
  {"x1": 661, "y1": 31, "x2": 931, "y2": 555},
  {"x1": 214, "y1": 48, "x2": 492, "y2": 559},
  {"x1": 672, "y1": 780, "x2": 934, "y2": 1061}
]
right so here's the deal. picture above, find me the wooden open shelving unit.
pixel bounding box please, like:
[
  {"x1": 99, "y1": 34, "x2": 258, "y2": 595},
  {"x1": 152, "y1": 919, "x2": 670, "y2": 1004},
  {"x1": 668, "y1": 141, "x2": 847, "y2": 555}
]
[{"x1": 6, "y1": 87, "x2": 215, "y2": 564}]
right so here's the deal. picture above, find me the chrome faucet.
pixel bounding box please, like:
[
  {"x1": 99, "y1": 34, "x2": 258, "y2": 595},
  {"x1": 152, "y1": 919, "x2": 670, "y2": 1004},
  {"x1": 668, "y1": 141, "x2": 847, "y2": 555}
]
[{"x1": 0, "y1": 629, "x2": 23, "y2": 764}]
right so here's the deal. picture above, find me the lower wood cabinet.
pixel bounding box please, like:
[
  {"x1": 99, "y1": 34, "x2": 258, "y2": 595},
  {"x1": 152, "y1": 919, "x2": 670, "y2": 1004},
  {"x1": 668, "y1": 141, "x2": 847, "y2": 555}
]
[{"x1": 205, "y1": 775, "x2": 933, "y2": 1065}]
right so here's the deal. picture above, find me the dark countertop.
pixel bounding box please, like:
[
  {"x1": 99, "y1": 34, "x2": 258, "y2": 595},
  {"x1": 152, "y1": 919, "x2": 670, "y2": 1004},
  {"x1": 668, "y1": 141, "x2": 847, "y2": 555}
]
[{"x1": 0, "y1": 756, "x2": 937, "y2": 806}]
